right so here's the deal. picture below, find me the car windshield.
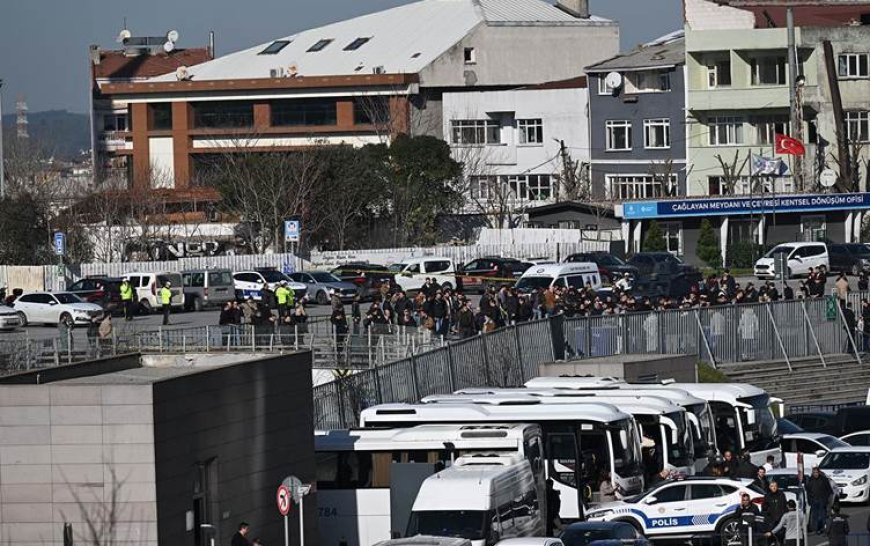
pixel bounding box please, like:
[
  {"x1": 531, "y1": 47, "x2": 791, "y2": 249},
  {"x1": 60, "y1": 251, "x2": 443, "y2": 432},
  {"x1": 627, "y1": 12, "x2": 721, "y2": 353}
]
[
  {"x1": 765, "y1": 246, "x2": 794, "y2": 257},
  {"x1": 516, "y1": 276, "x2": 554, "y2": 291},
  {"x1": 561, "y1": 527, "x2": 622, "y2": 546},
  {"x1": 817, "y1": 436, "x2": 850, "y2": 450},
  {"x1": 406, "y1": 510, "x2": 487, "y2": 541},
  {"x1": 54, "y1": 293, "x2": 82, "y2": 304},
  {"x1": 311, "y1": 272, "x2": 341, "y2": 283},
  {"x1": 261, "y1": 271, "x2": 288, "y2": 283},
  {"x1": 388, "y1": 264, "x2": 407, "y2": 273},
  {"x1": 820, "y1": 452, "x2": 870, "y2": 470},
  {"x1": 777, "y1": 418, "x2": 803, "y2": 434},
  {"x1": 597, "y1": 255, "x2": 627, "y2": 266}
]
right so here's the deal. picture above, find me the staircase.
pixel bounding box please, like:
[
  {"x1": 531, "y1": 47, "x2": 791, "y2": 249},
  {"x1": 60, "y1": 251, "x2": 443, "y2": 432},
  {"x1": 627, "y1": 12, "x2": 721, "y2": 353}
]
[{"x1": 720, "y1": 355, "x2": 869, "y2": 409}]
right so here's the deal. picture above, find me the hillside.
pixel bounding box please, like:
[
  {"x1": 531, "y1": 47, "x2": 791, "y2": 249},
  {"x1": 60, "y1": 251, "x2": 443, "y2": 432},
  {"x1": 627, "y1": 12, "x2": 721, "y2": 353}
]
[{"x1": 1, "y1": 110, "x2": 90, "y2": 160}]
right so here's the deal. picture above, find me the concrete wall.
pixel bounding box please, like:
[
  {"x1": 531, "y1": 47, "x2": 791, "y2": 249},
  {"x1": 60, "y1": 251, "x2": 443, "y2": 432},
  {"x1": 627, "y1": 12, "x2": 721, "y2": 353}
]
[
  {"x1": 0, "y1": 382, "x2": 158, "y2": 546},
  {"x1": 152, "y1": 352, "x2": 316, "y2": 546}
]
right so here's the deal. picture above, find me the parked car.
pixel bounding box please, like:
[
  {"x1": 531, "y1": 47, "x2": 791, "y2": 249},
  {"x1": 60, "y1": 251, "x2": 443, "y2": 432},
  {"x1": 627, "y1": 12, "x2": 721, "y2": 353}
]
[
  {"x1": 828, "y1": 243, "x2": 870, "y2": 275},
  {"x1": 841, "y1": 430, "x2": 870, "y2": 446},
  {"x1": 560, "y1": 522, "x2": 649, "y2": 546},
  {"x1": 0, "y1": 304, "x2": 22, "y2": 330},
  {"x1": 390, "y1": 257, "x2": 457, "y2": 293},
  {"x1": 181, "y1": 269, "x2": 235, "y2": 311},
  {"x1": 777, "y1": 418, "x2": 804, "y2": 434},
  {"x1": 515, "y1": 262, "x2": 602, "y2": 293},
  {"x1": 66, "y1": 276, "x2": 124, "y2": 314},
  {"x1": 789, "y1": 407, "x2": 870, "y2": 437},
  {"x1": 780, "y1": 432, "x2": 850, "y2": 472},
  {"x1": 495, "y1": 540, "x2": 563, "y2": 546},
  {"x1": 754, "y1": 242, "x2": 829, "y2": 279},
  {"x1": 122, "y1": 272, "x2": 185, "y2": 313},
  {"x1": 233, "y1": 269, "x2": 307, "y2": 302},
  {"x1": 564, "y1": 252, "x2": 638, "y2": 283},
  {"x1": 457, "y1": 257, "x2": 532, "y2": 293},
  {"x1": 820, "y1": 446, "x2": 870, "y2": 503},
  {"x1": 627, "y1": 252, "x2": 698, "y2": 279},
  {"x1": 330, "y1": 263, "x2": 395, "y2": 301},
  {"x1": 289, "y1": 271, "x2": 359, "y2": 304},
  {"x1": 13, "y1": 292, "x2": 104, "y2": 327}
]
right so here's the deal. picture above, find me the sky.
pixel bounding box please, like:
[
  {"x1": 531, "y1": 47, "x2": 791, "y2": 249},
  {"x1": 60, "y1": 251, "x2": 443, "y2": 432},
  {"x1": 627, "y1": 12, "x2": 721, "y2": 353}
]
[{"x1": 0, "y1": 0, "x2": 683, "y2": 114}]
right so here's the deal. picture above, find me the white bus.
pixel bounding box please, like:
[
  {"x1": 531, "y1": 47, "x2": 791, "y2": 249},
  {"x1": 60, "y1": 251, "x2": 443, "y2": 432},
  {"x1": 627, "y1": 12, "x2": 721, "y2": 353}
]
[
  {"x1": 426, "y1": 392, "x2": 696, "y2": 480},
  {"x1": 315, "y1": 423, "x2": 544, "y2": 546},
  {"x1": 359, "y1": 400, "x2": 643, "y2": 521},
  {"x1": 521, "y1": 378, "x2": 719, "y2": 467}
]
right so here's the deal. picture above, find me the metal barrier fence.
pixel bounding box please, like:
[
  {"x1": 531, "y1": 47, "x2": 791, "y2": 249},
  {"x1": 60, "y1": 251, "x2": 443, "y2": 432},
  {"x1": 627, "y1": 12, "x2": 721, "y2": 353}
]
[{"x1": 312, "y1": 317, "x2": 556, "y2": 429}]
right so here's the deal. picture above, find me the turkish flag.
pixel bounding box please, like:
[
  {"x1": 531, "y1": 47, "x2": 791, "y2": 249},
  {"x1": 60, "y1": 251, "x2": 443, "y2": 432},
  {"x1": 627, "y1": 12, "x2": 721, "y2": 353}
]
[{"x1": 775, "y1": 133, "x2": 806, "y2": 156}]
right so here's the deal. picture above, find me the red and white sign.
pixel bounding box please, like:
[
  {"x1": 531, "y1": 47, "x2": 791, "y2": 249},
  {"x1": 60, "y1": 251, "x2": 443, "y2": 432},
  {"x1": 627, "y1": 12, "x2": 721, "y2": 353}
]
[{"x1": 277, "y1": 484, "x2": 292, "y2": 516}]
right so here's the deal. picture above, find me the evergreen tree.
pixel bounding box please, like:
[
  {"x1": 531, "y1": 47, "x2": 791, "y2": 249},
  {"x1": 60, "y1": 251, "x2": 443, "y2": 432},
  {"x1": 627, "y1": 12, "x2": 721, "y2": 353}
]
[
  {"x1": 642, "y1": 221, "x2": 667, "y2": 252},
  {"x1": 697, "y1": 218, "x2": 722, "y2": 269}
]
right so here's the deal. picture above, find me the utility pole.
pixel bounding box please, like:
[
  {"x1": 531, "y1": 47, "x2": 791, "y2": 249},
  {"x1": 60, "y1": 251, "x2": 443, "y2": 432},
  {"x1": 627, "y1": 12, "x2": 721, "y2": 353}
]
[
  {"x1": 558, "y1": 139, "x2": 573, "y2": 201},
  {"x1": 0, "y1": 79, "x2": 5, "y2": 200},
  {"x1": 786, "y1": 7, "x2": 804, "y2": 190}
]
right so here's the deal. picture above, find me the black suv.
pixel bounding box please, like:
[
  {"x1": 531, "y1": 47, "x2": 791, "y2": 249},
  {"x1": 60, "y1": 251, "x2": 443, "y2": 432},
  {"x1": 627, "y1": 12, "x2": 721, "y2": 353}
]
[
  {"x1": 829, "y1": 243, "x2": 870, "y2": 275},
  {"x1": 330, "y1": 263, "x2": 395, "y2": 300},
  {"x1": 565, "y1": 251, "x2": 638, "y2": 282},
  {"x1": 457, "y1": 257, "x2": 531, "y2": 293}
]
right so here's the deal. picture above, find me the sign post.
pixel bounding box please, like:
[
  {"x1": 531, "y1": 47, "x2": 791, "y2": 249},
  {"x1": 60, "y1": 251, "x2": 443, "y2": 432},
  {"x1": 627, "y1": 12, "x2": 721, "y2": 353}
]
[
  {"x1": 54, "y1": 232, "x2": 66, "y2": 291},
  {"x1": 277, "y1": 484, "x2": 291, "y2": 546},
  {"x1": 282, "y1": 475, "x2": 311, "y2": 546}
]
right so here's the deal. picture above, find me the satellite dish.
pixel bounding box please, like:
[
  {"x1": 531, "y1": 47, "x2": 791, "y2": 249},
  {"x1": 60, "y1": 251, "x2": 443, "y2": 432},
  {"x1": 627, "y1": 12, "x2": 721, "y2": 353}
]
[
  {"x1": 163, "y1": 41, "x2": 176, "y2": 53},
  {"x1": 117, "y1": 29, "x2": 132, "y2": 43},
  {"x1": 166, "y1": 30, "x2": 180, "y2": 43},
  {"x1": 604, "y1": 71, "x2": 623, "y2": 90},
  {"x1": 820, "y1": 168, "x2": 837, "y2": 188},
  {"x1": 175, "y1": 66, "x2": 191, "y2": 81}
]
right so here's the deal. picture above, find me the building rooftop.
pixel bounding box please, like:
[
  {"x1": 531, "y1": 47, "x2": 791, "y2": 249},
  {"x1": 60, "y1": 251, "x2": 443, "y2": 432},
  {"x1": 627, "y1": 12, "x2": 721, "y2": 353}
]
[
  {"x1": 93, "y1": 48, "x2": 212, "y2": 80},
  {"x1": 586, "y1": 30, "x2": 684, "y2": 72},
  {"x1": 151, "y1": 0, "x2": 613, "y2": 83}
]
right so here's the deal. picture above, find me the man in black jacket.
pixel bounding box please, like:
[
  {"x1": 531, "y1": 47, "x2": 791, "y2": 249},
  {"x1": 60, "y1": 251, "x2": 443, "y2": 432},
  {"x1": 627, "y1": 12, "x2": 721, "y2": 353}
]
[
  {"x1": 735, "y1": 493, "x2": 762, "y2": 546},
  {"x1": 231, "y1": 522, "x2": 251, "y2": 546},
  {"x1": 806, "y1": 466, "x2": 833, "y2": 534},
  {"x1": 763, "y1": 481, "x2": 788, "y2": 534}
]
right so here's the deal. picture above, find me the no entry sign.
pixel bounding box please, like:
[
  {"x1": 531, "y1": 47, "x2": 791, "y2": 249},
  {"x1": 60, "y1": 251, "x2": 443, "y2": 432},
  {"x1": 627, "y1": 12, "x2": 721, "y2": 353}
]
[{"x1": 277, "y1": 484, "x2": 291, "y2": 516}]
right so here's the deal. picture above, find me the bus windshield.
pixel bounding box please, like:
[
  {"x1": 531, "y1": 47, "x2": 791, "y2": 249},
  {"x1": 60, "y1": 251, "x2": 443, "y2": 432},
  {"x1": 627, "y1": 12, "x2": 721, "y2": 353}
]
[
  {"x1": 666, "y1": 411, "x2": 694, "y2": 468},
  {"x1": 612, "y1": 418, "x2": 642, "y2": 477},
  {"x1": 687, "y1": 402, "x2": 717, "y2": 457},
  {"x1": 739, "y1": 394, "x2": 779, "y2": 452}
]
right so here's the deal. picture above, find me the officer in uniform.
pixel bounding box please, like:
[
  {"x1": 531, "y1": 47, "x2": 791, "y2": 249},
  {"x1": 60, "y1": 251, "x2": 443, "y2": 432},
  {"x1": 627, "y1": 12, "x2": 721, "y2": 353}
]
[
  {"x1": 120, "y1": 279, "x2": 134, "y2": 320},
  {"x1": 275, "y1": 281, "x2": 291, "y2": 318},
  {"x1": 159, "y1": 281, "x2": 173, "y2": 325}
]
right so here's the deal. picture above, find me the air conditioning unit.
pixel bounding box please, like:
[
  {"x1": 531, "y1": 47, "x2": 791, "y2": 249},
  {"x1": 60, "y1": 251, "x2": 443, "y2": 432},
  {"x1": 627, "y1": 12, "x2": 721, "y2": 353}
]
[
  {"x1": 372, "y1": 65, "x2": 386, "y2": 75},
  {"x1": 270, "y1": 67, "x2": 285, "y2": 78}
]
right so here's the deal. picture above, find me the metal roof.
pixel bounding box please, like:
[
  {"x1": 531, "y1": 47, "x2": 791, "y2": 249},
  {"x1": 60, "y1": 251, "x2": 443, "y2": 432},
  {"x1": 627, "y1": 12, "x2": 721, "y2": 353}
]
[
  {"x1": 586, "y1": 30, "x2": 684, "y2": 72},
  {"x1": 151, "y1": 0, "x2": 612, "y2": 82}
]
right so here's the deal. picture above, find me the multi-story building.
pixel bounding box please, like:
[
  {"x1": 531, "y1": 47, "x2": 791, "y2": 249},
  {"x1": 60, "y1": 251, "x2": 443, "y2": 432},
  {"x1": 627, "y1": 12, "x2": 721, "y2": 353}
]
[
  {"x1": 94, "y1": 0, "x2": 619, "y2": 206},
  {"x1": 613, "y1": 0, "x2": 870, "y2": 265},
  {"x1": 586, "y1": 32, "x2": 687, "y2": 204}
]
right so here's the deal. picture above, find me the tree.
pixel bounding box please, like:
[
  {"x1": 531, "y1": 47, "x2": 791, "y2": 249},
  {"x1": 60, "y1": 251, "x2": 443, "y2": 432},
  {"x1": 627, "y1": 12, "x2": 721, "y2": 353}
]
[
  {"x1": 0, "y1": 194, "x2": 50, "y2": 264},
  {"x1": 642, "y1": 221, "x2": 667, "y2": 252},
  {"x1": 697, "y1": 218, "x2": 722, "y2": 269},
  {"x1": 714, "y1": 150, "x2": 750, "y2": 195}
]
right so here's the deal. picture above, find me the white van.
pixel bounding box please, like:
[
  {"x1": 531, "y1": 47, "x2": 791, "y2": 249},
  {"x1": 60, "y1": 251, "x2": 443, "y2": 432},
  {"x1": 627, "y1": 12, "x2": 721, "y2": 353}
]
[
  {"x1": 514, "y1": 263, "x2": 601, "y2": 293},
  {"x1": 123, "y1": 271, "x2": 184, "y2": 313},
  {"x1": 406, "y1": 455, "x2": 543, "y2": 546},
  {"x1": 754, "y1": 241, "x2": 829, "y2": 279},
  {"x1": 390, "y1": 257, "x2": 457, "y2": 292}
]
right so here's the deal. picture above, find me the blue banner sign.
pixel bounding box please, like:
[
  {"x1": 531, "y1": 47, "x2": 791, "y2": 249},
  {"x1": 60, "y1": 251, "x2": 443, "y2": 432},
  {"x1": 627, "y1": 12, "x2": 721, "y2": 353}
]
[{"x1": 621, "y1": 193, "x2": 870, "y2": 220}]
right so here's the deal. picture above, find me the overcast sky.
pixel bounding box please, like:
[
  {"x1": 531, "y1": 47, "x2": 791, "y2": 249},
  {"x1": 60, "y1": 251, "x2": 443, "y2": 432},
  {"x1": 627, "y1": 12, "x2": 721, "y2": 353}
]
[{"x1": 0, "y1": 0, "x2": 682, "y2": 114}]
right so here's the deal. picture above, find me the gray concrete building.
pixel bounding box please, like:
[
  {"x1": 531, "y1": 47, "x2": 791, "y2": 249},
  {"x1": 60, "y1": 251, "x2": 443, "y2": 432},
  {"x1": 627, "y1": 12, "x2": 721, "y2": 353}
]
[{"x1": 0, "y1": 352, "x2": 315, "y2": 546}]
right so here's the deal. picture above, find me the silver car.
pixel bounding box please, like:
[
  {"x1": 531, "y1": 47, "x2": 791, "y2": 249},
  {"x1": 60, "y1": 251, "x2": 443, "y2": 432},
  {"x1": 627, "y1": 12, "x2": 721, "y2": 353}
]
[
  {"x1": 289, "y1": 271, "x2": 359, "y2": 304},
  {"x1": 0, "y1": 304, "x2": 21, "y2": 330}
]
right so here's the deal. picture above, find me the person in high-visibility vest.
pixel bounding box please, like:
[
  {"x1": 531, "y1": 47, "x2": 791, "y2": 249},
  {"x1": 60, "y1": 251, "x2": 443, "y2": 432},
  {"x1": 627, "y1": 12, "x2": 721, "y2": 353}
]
[
  {"x1": 275, "y1": 281, "x2": 291, "y2": 318},
  {"x1": 119, "y1": 279, "x2": 134, "y2": 321},
  {"x1": 159, "y1": 281, "x2": 173, "y2": 325}
]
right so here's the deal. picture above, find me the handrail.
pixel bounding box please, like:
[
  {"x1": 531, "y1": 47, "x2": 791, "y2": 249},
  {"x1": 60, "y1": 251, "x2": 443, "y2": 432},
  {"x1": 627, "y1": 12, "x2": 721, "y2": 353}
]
[
  {"x1": 801, "y1": 301, "x2": 826, "y2": 368},
  {"x1": 693, "y1": 310, "x2": 717, "y2": 369},
  {"x1": 765, "y1": 303, "x2": 792, "y2": 372},
  {"x1": 836, "y1": 299, "x2": 863, "y2": 366}
]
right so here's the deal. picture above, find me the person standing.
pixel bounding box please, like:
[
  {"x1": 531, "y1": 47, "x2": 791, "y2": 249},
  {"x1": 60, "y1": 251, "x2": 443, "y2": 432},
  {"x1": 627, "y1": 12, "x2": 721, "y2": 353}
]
[
  {"x1": 275, "y1": 281, "x2": 291, "y2": 319},
  {"x1": 806, "y1": 466, "x2": 833, "y2": 534},
  {"x1": 231, "y1": 522, "x2": 252, "y2": 546},
  {"x1": 763, "y1": 481, "x2": 788, "y2": 530},
  {"x1": 119, "y1": 278, "x2": 134, "y2": 321},
  {"x1": 835, "y1": 272, "x2": 850, "y2": 300},
  {"x1": 767, "y1": 500, "x2": 800, "y2": 546},
  {"x1": 98, "y1": 314, "x2": 113, "y2": 354},
  {"x1": 159, "y1": 281, "x2": 173, "y2": 325},
  {"x1": 826, "y1": 505, "x2": 849, "y2": 546}
]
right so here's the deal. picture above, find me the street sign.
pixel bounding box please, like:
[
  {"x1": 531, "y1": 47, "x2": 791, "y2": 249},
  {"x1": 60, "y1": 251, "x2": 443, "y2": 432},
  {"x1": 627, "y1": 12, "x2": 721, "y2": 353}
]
[
  {"x1": 53, "y1": 232, "x2": 66, "y2": 256},
  {"x1": 820, "y1": 168, "x2": 837, "y2": 188},
  {"x1": 284, "y1": 220, "x2": 300, "y2": 242},
  {"x1": 277, "y1": 484, "x2": 291, "y2": 516},
  {"x1": 825, "y1": 295, "x2": 838, "y2": 321}
]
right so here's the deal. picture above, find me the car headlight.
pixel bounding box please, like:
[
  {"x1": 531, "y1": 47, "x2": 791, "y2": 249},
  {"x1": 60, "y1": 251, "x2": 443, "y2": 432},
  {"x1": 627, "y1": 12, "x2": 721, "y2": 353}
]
[
  {"x1": 73, "y1": 309, "x2": 90, "y2": 315},
  {"x1": 851, "y1": 476, "x2": 867, "y2": 486},
  {"x1": 588, "y1": 510, "x2": 613, "y2": 518}
]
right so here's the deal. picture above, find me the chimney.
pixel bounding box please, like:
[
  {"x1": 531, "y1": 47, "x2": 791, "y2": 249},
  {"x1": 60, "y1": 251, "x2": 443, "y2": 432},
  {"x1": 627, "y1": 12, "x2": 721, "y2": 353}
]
[
  {"x1": 555, "y1": 0, "x2": 589, "y2": 18},
  {"x1": 208, "y1": 31, "x2": 215, "y2": 59},
  {"x1": 89, "y1": 44, "x2": 101, "y2": 65}
]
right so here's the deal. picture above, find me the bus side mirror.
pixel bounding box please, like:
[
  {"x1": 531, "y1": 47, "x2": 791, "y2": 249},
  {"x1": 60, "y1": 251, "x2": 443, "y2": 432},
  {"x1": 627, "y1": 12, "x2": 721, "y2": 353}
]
[{"x1": 620, "y1": 430, "x2": 629, "y2": 448}]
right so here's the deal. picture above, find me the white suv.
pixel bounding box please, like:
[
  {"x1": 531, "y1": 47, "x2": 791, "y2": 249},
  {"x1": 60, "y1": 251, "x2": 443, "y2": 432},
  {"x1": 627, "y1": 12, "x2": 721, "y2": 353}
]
[
  {"x1": 754, "y1": 242, "x2": 829, "y2": 279},
  {"x1": 232, "y1": 270, "x2": 307, "y2": 302},
  {"x1": 820, "y1": 447, "x2": 870, "y2": 503},
  {"x1": 586, "y1": 477, "x2": 768, "y2": 543},
  {"x1": 123, "y1": 272, "x2": 185, "y2": 313},
  {"x1": 13, "y1": 292, "x2": 104, "y2": 326}
]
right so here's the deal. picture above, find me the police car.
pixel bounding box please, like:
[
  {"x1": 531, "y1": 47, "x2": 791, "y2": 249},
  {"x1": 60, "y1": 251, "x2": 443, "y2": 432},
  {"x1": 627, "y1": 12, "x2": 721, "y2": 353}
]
[
  {"x1": 232, "y1": 269, "x2": 307, "y2": 302},
  {"x1": 585, "y1": 477, "x2": 767, "y2": 544}
]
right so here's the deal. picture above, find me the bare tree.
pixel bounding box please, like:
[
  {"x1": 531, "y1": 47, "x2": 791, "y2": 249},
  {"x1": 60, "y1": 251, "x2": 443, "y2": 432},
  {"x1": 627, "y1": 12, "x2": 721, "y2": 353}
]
[{"x1": 714, "y1": 150, "x2": 750, "y2": 195}]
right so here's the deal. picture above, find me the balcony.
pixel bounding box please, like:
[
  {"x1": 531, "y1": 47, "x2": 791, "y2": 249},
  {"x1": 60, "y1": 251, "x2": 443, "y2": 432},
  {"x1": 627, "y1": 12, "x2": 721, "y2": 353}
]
[{"x1": 97, "y1": 131, "x2": 132, "y2": 152}]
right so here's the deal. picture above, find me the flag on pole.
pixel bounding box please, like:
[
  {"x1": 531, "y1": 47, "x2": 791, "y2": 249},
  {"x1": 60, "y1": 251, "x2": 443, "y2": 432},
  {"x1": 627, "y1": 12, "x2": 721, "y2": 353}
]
[
  {"x1": 774, "y1": 133, "x2": 806, "y2": 156},
  {"x1": 751, "y1": 154, "x2": 790, "y2": 177}
]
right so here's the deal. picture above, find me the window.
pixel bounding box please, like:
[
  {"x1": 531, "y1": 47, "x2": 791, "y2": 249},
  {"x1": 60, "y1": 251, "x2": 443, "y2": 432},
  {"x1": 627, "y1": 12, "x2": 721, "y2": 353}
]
[
  {"x1": 451, "y1": 119, "x2": 500, "y2": 145},
  {"x1": 527, "y1": 174, "x2": 552, "y2": 200},
  {"x1": 517, "y1": 119, "x2": 543, "y2": 145},
  {"x1": 801, "y1": 216, "x2": 827, "y2": 241},
  {"x1": 708, "y1": 175, "x2": 793, "y2": 195},
  {"x1": 271, "y1": 99, "x2": 337, "y2": 126},
  {"x1": 606, "y1": 174, "x2": 676, "y2": 200},
  {"x1": 424, "y1": 261, "x2": 452, "y2": 273},
  {"x1": 707, "y1": 58, "x2": 732, "y2": 88},
  {"x1": 605, "y1": 120, "x2": 632, "y2": 151},
  {"x1": 752, "y1": 115, "x2": 790, "y2": 145},
  {"x1": 469, "y1": 174, "x2": 552, "y2": 202},
  {"x1": 150, "y1": 103, "x2": 173, "y2": 130},
  {"x1": 626, "y1": 69, "x2": 671, "y2": 93},
  {"x1": 751, "y1": 56, "x2": 787, "y2": 86},
  {"x1": 307, "y1": 39, "x2": 333, "y2": 52},
  {"x1": 344, "y1": 37, "x2": 371, "y2": 51},
  {"x1": 192, "y1": 101, "x2": 254, "y2": 128},
  {"x1": 649, "y1": 485, "x2": 687, "y2": 503},
  {"x1": 353, "y1": 97, "x2": 390, "y2": 125},
  {"x1": 643, "y1": 118, "x2": 670, "y2": 149},
  {"x1": 103, "y1": 113, "x2": 128, "y2": 132},
  {"x1": 690, "y1": 484, "x2": 726, "y2": 500},
  {"x1": 846, "y1": 111, "x2": 870, "y2": 142},
  {"x1": 208, "y1": 271, "x2": 233, "y2": 286},
  {"x1": 469, "y1": 176, "x2": 494, "y2": 200},
  {"x1": 661, "y1": 222, "x2": 682, "y2": 254},
  {"x1": 464, "y1": 47, "x2": 476, "y2": 64},
  {"x1": 838, "y1": 53, "x2": 870, "y2": 78},
  {"x1": 260, "y1": 40, "x2": 291, "y2": 55},
  {"x1": 708, "y1": 117, "x2": 744, "y2": 146},
  {"x1": 598, "y1": 75, "x2": 616, "y2": 95}
]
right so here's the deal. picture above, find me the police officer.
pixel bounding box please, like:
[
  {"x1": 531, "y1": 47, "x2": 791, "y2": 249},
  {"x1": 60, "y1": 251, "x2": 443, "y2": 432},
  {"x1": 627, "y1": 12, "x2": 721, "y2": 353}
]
[
  {"x1": 826, "y1": 505, "x2": 849, "y2": 546},
  {"x1": 159, "y1": 281, "x2": 173, "y2": 325},
  {"x1": 120, "y1": 278, "x2": 134, "y2": 321},
  {"x1": 275, "y1": 281, "x2": 291, "y2": 318}
]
